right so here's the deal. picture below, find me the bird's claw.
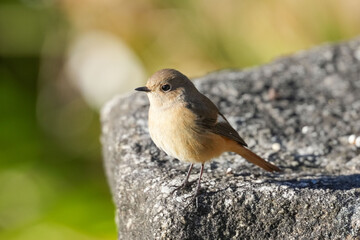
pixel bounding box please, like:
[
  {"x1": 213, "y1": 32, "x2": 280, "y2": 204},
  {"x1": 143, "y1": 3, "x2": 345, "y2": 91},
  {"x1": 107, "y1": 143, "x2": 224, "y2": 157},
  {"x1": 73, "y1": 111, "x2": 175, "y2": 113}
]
[{"x1": 170, "y1": 179, "x2": 196, "y2": 194}]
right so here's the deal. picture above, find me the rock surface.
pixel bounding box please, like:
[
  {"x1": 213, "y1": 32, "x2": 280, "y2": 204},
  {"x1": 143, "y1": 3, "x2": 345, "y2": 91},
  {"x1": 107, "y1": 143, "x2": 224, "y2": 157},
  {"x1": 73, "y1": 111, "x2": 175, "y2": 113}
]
[{"x1": 101, "y1": 38, "x2": 360, "y2": 240}]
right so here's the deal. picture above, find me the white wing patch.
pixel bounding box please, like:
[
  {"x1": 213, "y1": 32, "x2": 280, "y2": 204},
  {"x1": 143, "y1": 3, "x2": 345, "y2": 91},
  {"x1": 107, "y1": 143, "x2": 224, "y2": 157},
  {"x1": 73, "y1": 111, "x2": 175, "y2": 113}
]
[{"x1": 217, "y1": 113, "x2": 228, "y2": 124}]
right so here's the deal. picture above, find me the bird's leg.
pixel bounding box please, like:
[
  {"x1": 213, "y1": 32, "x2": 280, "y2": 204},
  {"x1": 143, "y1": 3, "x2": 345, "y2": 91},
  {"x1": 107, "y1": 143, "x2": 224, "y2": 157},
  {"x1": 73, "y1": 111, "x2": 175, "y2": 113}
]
[
  {"x1": 193, "y1": 163, "x2": 204, "y2": 198},
  {"x1": 181, "y1": 163, "x2": 194, "y2": 187},
  {"x1": 171, "y1": 163, "x2": 195, "y2": 193}
]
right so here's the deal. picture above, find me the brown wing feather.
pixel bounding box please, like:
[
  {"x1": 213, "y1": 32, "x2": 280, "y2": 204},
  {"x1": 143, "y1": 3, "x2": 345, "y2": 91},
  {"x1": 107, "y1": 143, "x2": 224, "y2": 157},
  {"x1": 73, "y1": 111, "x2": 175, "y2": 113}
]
[
  {"x1": 185, "y1": 91, "x2": 247, "y2": 147},
  {"x1": 185, "y1": 90, "x2": 280, "y2": 172},
  {"x1": 213, "y1": 112, "x2": 247, "y2": 146}
]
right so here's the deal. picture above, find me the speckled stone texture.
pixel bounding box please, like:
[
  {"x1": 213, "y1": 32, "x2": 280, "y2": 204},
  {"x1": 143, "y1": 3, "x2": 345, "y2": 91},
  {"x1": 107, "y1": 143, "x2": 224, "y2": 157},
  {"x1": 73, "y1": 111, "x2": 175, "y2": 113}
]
[{"x1": 101, "y1": 38, "x2": 360, "y2": 240}]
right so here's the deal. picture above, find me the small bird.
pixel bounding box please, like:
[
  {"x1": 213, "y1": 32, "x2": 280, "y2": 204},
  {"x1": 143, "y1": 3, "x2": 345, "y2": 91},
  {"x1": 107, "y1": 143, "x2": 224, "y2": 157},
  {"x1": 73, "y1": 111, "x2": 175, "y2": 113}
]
[{"x1": 135, "y1": 69, "x2": 280, "y2": 197}]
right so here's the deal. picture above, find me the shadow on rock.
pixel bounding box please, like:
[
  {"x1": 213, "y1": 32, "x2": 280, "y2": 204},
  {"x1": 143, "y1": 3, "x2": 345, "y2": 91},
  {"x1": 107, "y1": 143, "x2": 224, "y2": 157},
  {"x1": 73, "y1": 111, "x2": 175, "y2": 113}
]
[{"x1": 270, "y1": 174, "x2": 360, "y2": 190}]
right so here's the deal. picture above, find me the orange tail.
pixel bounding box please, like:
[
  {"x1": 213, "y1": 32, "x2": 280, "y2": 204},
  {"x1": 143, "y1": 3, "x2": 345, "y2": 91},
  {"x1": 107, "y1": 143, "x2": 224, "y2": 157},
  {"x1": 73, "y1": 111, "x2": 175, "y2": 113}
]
[{"x1": 232, "y1": 144, "x2": 281, "y2": 172}]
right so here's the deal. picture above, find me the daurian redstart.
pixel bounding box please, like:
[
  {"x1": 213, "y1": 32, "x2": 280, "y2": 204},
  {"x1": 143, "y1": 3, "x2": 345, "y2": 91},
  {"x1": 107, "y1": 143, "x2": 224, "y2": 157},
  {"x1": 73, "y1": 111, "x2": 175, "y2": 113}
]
[{"x1": 136, "y1": 69, "x2": 280, "y2": 197}]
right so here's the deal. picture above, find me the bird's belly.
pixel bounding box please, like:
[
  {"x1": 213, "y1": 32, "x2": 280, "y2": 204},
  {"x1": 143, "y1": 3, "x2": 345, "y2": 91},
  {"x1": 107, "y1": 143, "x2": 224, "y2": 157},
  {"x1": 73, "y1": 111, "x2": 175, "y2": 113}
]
[{"x1": 148, "y1": 107, "x2": 227, "y2": 163}]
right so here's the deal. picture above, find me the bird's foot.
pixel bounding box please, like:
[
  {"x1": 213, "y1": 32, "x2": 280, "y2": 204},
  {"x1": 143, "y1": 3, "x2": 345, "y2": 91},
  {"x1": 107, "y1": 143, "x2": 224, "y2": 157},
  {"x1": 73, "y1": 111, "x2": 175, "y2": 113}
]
[
  {"x1": 183, "y1": 186, "x2": 203, "y2": 208},
  {"x1": 190, "y1": 184, "x2": 202, "y2": 200},
  {"x1": 170, "y1": 179, "x2": 196, "y2": 194}
]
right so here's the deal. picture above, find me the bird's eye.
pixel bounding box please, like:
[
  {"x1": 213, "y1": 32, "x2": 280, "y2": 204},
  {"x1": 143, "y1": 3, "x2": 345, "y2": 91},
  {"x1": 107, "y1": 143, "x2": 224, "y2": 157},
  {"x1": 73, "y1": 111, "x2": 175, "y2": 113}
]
[{"x1": 161, "y1": 84, "x2": 171, "y2": 92}]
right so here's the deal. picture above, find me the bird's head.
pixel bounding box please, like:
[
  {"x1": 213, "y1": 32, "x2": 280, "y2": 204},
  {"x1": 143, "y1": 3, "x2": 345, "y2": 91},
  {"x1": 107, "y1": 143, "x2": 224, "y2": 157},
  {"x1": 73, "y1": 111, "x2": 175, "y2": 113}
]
[{"x1": 135, "y1": 69, "x2": 195, "y2": 108}]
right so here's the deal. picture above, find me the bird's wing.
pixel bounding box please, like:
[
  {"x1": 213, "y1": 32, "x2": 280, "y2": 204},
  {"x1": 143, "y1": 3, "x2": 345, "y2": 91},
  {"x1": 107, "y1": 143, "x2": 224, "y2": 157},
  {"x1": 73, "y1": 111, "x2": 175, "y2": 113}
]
[
  {"x1": 211, "y1": 112, "x2": 248, "y2": 147},
  {"x1": 186, "y1": 93, "x2": 248, "y2": 147}
]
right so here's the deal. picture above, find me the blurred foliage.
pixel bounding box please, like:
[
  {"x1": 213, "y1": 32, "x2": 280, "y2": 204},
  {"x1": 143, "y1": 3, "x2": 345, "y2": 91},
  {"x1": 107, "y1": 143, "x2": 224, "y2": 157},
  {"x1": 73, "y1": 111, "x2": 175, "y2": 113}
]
[
  {"x1": 0, "y1": 58, "x2": 116, "y2": 239},
  {"x1": 0, "y1": 1, "x2": 116, "y2": 240},
  {"x1": 0, "y1": 0, "x2": 359, "y2": 239},
  {"x1": 60, "y1": 0, "x2": 360, "y2": 76}
]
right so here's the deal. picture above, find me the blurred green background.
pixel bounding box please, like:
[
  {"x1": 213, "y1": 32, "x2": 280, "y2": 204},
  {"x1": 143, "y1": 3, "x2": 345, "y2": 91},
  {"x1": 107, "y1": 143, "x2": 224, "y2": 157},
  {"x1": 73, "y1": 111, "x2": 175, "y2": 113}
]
[{"x1": 0, "y1": 0, "x2": 359, "y2": 239}]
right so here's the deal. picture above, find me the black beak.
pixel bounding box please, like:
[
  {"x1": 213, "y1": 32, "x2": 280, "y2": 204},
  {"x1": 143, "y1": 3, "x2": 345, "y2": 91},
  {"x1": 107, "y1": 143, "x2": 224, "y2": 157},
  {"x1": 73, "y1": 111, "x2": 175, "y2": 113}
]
[{"x1": 135, "y1": 86, "x2": 151, "y2": 92}]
